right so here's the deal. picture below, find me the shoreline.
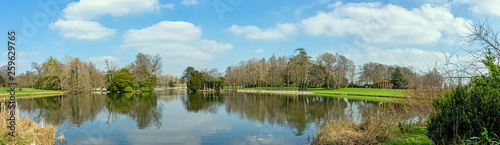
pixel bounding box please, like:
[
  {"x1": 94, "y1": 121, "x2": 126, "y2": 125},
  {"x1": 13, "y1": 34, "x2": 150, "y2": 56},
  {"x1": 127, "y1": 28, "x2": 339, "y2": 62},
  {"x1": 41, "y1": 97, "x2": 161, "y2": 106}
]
[
  {"x1": 236, "y1": 89, "x2": 313, "y2": 95},
  {"x1": 0, "y1": 92, "x2": 65, "y2": 100},
  {"x1": 234, "y1": 88, "x2": 409, "y2": 102}
]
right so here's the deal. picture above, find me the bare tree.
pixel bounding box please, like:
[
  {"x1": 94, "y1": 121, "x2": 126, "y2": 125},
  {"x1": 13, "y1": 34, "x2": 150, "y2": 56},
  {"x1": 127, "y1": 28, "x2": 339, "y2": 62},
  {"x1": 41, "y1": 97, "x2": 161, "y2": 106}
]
[
  {"x1": 347, "y1": 63, "x2": 356, "y2": 85},
  {"x1": 317, "y1": 52, "x2": 336, "y2": 88},
  {"x1": 466, "y1": 19, "x2": 500, "y2": 64},
  {"x1": 60, "y1": 57, "x2": 91, "y2": 94}
]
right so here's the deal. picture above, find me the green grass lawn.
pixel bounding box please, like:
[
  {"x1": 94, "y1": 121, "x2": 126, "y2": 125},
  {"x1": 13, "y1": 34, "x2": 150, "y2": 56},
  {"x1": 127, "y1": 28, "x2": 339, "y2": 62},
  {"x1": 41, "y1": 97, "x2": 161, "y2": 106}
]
[
  {"x1": 235, "y1": 87, "x2": 404, "y2": 102},
  {"x1": 0, "y1": 87, "x2": 60, "y2": 93},
  {"x1": 309, "y1": 88, "x2": 404, "y2": 97},
  {"x1": 385, "y1": 126, "x2": 433, "y2": 145},
  {"x1": 238, "y1": 87, "x2": 299, "y2": 90},
  {"x1": 308, "y1": 93, "x2": 396, "y2": 102},
  {"x1": 238, "y1": 87, "x2": 404, "y2": 97},
  {"x1": 0, "y1": 87, "x2": 64, "y2": 99}
]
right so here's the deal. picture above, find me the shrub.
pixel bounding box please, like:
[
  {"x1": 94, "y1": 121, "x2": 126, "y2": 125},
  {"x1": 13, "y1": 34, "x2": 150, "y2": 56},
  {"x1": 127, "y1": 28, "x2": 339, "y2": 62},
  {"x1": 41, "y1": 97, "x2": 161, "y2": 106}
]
[
  {"x1": 363, "y1": 83, "x2": 377, "y2": 88},
  {"x1": 348, "y1": 82, "x2": 363, "y2": 88},
  {"x1": 140, "y1": 86, "x2": 151, "y2": 92},
  {"x1": 124, "y1": 86, "x2": 133, "y2": 92},
  {"x1": 427, "y1": 50, "x2": 500, "y2": 144}
]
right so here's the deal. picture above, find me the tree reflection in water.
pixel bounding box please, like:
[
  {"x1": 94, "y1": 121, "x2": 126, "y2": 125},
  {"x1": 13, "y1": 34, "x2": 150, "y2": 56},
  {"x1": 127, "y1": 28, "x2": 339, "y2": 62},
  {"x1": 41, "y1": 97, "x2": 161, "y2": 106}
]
[
  {"x1": 18, "y1": 92, "x2": 163, "y2": 130},
  {"x1": 18, "y1": 94, "x2": 106, "y2": 126},
  {"x1": 183, "y1": 92, "x2": 379, "y2": 136},
  {"x1": 106, "y1": 92, "x2": 162, "y2": 129},
  {"x1": 183, "y1": 92, "x2": 225, "y2": 114},
  {"x1": 17, "y1": 91, "x2": 381, "y2": 139}
]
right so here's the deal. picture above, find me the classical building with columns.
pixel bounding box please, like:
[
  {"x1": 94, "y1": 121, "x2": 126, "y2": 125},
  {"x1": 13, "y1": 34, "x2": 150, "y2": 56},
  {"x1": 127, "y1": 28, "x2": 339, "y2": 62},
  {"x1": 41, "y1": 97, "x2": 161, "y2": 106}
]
[{"x1": 378, "y1": 78, "x2": 394, "y2": 89}]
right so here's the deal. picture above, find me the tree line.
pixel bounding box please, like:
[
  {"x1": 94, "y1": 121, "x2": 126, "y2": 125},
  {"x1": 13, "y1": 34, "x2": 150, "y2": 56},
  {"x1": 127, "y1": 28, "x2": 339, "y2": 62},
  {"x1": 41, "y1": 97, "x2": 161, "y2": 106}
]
[
  {"x1": 2, "y1": 49, "x2": 445, "y2": 93},
  {"x1": 182, "y1": 67, "x2": 225, "y2": 93},
  {"x1": 222, "y1": 48, "x2": 444, "y2": 91},
  {"x1": 4, "y1": 53, "x2": 165, "y2": 94}
]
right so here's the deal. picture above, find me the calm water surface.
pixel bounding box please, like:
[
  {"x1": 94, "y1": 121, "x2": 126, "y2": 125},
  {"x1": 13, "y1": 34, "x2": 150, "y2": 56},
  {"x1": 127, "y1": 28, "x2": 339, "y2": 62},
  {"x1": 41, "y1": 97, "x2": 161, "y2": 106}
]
[{"x1": 17, "y1": 89, "x2": 382, "y2": 145}]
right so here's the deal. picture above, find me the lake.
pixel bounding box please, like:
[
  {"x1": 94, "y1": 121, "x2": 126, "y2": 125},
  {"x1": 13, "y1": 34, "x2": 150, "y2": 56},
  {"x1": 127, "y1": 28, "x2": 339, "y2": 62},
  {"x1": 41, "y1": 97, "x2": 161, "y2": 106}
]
[{"x1": 16, "y1": 89, "x2": 383, "y2": 145}]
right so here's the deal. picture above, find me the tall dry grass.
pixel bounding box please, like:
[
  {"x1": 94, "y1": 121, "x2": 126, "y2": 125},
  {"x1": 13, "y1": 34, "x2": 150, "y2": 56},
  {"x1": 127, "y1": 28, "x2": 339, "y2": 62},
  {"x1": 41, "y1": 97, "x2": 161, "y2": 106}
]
[
  {"x1": 0, "y1": 102, "x2": 64, "y2": 145},
  {"x1": 314, "y1": 112, "x2": 396, "y2": 145}
]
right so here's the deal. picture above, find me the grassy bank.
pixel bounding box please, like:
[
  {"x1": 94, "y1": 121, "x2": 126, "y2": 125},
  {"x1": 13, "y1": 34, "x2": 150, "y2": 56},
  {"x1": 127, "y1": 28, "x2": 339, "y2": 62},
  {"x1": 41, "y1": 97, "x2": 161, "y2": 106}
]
[
  {"x1": 309, "y1": 88, "x2": 404, "y2": 97},
  {"x1": 238, "y1": 87, "x2": 403, "y2": 96},
  {"x1": 309, "y1": 94, "x2": 396, "y2": 102},
  {"x1": 0, "y1": 87, "x2": 65, "y2": 100},
  {"x1": 0, "y1": 104, "x2": 64, "y2": 144},
  {"x1": 237, "y1": 87, "x2": 403, "y2": 102}
]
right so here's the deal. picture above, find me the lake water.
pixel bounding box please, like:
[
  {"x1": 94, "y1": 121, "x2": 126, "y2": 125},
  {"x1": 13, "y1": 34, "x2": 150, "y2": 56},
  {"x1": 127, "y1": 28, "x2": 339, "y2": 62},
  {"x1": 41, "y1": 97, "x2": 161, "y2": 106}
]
[{"x1": 16, "y1": 89, "x2": 382, "y2": 145}]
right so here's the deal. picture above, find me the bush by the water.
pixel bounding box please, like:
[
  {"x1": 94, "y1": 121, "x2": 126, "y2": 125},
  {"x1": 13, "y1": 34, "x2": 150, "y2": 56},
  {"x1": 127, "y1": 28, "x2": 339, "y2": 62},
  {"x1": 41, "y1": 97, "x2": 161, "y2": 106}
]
[
  {"x1": 427, "y1": 51, "x2": 500, "y2": 144},
  {"x1": 124, "y1": 86, "x2": 133, "y2": 92}
]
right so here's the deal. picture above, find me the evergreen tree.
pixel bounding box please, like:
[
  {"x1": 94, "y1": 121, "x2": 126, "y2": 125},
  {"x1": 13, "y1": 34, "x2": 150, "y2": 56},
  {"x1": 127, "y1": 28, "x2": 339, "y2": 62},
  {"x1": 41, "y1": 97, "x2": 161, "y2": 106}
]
[
  {"x1": 390, "y1": 67, "x2": 408, "y2": 89},
  {"x1": 188, "y1": 70, "x2": 202, "y2": 92}
]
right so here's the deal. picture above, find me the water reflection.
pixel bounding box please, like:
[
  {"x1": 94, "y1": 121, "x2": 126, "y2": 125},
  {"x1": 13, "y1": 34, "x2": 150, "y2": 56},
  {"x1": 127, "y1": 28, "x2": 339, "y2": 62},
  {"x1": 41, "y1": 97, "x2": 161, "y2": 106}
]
[
  {"x1": 106, "y1": 92, "x2": 162, "y2": 129},
  {"x1": 216, "y1": 92, "x2": 376, "y2": 136},
  {"x1": 15, "y1": 90, "x2": 382, "y2": 145},
  {"x1": 18, "y1": 94, "x2": 106, "y2": 126},
  {"x1": 19, "y1": 92, "x2": 163, "y2": 130},
  {"x1": 183, "y1": 93, "x2": 224, "y2": 113}
]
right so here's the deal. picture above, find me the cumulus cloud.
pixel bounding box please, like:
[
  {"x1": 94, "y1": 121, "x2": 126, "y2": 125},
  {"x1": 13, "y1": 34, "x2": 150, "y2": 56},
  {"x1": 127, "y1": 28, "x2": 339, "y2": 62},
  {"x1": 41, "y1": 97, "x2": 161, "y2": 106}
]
[
  {"x1": 50, "y1": 19, "x2": 116, "y2": 40},
  {"x1": 300, "y1": 2, "x2": 470, "y2": 44},
  {"x1": 455, "y1": 0, "x2": 500, "y2": 16},
  {"x1": 123, "y1": 21, "x2": 232, "y2": 74},
  {"x1": 51, "y1": 0, "x2": 171, "y2": 40},
  {"x1": 63, "y1": 0, "x2": 163, "y2": 20},
  {"x1": 228, "y1": 23, "x2": 296, "y2": 40},
  {"x1": 123, "y1": 21, "x2": 232, "y2": 58}
]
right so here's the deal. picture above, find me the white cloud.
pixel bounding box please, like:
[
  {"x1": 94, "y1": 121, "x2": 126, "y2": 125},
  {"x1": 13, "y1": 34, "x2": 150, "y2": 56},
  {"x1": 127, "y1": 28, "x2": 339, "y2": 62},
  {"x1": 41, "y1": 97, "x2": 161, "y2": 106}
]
[
  {"x1": 49, "y1": 19, "x2": 116, "y2": 40},
  {"x1": 182, "y1": 0, "x2": 199, "y2": 5},
  {"x1": 63, "y1": 0, "x2": 163, "y2": 20},
  {"x1": 455, "y1": 0, "x2": 500, "y2": 16},
  {"x1": 255, "y1": 49, "x2": 264, "y2": 53},
  {"x1": 123, "y1": 21, "x2": 233, "y2": 74},
  {"x1": 228, "y1": 23, "x2": 296, "y2": 40},
  {"x1": 300, "y1": 2, "x2": 471, "y2": 44},
  {"x1": 51, "y1": 0, "x2": 171, "y2": 40}
]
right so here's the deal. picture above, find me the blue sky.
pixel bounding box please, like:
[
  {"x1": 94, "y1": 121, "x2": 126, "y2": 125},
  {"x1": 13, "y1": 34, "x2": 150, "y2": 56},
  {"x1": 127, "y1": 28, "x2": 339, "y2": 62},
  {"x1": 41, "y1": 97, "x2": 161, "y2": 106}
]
[{"x1": 2, "y1": 0, "x2": 500, "y2": 76}]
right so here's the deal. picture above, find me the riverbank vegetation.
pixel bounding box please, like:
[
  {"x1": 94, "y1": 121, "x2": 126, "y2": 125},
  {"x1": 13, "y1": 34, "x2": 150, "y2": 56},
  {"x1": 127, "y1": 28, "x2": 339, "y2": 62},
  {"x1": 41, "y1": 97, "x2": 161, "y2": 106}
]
[
  {"x1": 182, "y1": 67, "x2": 225, "y2": 93},
  {"x1": 238, "y1": 87, "x2": 402, "y2": 102},
  {"x1": 106, "y1": 53, "x2": 162, "y2": 92},
  {"x1": 0, "y1": 103, "x2": 64, "y2": 145},
  {"x1": 314, "y1": 113, "x2": 394, "y2": 145}
]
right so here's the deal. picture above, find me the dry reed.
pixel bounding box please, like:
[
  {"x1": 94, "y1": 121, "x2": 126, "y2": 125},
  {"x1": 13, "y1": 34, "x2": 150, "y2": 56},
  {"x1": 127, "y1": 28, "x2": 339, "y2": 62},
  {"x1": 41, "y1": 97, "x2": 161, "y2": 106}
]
[
  {"x1": 0, "y1": 102, "x2": 64, "y2": 145},
  {"x1": 314, "y1": 113, "x2": 395, "y2": 145}
]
